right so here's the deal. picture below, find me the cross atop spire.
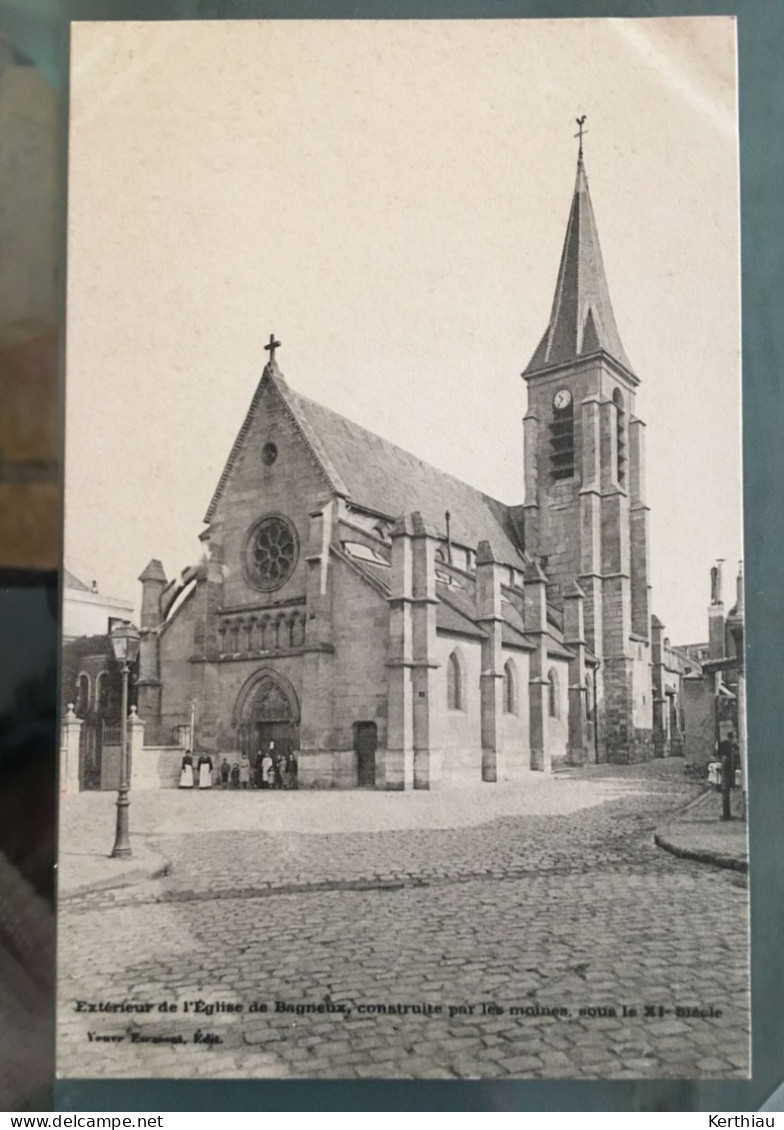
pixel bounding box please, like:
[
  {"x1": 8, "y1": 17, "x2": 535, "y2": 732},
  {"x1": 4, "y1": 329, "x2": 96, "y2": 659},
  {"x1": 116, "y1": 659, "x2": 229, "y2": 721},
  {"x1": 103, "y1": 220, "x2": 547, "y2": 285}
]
[
  {"x1": 264, "y1": 333, "x2": 281, "y2": 363},
  {"x1": 523, "y1": 141, "x2": 634, "y2": 378},
  {"x1": 574, "y1": 114, "x2": 588, "y2": 162}
]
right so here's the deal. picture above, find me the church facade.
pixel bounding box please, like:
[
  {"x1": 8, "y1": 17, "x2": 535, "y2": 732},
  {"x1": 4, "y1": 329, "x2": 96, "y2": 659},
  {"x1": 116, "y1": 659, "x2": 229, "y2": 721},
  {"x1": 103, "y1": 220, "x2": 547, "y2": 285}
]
[{"x1": 136, "y1": 153, "x2": 669, "y2": 789}]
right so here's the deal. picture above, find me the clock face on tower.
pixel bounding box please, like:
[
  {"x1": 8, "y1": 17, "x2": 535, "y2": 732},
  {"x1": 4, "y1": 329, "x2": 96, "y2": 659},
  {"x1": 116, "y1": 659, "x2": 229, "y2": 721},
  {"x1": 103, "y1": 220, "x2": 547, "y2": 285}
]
[{"x1": 553, "y1": 387, "x2": 572, "y2": 411}]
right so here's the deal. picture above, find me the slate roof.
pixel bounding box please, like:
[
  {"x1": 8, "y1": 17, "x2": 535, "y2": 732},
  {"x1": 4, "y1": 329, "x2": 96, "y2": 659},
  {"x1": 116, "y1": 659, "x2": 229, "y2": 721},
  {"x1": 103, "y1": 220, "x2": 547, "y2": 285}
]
[
  {"x1": 437, "y1": 595, "x2": 487, "y2": 640},
  {"x1": 524, "y1": 158, "x2": 634, "y2": 376},
  {"x1": 342, "y1": 550, "x2": 573, "y2": 658},
  {"x1": 282, "y1": 377, "x2": 526, "y2": 567}
]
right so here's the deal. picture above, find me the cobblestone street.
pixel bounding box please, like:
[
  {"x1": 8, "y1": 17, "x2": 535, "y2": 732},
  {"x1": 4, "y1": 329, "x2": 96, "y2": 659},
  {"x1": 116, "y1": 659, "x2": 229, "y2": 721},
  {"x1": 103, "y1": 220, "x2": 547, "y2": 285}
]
[{"x1": 57, "y1": 762, "x2": 750, "y2": 1081}]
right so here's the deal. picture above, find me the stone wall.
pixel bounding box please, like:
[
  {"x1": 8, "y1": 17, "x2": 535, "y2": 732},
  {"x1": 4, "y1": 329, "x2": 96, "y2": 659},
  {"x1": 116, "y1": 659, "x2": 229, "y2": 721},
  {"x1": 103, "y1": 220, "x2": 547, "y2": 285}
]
[
  {"x1": 436, "y1": 635, "x2": 482, "y2": 786},
  {"x1": 212, "y1": 376, "x2": 330, "y2": 613},
  {"x1": 500, "y1": 648, "x2": 530, "y2": 777},
  {"x1": 330, "y1": 553, "x2": 390, "y2": 788},
  {"x1": 158, "y1": 591, "x2": 198, "y2": 720},
  {"x1": 133, "y1": 745, "x2": 182, "y2": 790},
  {"x1": 546, "y1": 654, "x2": 570, "y2": 760}
]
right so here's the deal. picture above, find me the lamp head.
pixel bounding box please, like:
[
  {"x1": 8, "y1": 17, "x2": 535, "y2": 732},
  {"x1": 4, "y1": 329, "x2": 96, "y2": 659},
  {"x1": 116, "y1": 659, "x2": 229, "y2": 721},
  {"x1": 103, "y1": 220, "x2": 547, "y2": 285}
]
[{"x1": 110, "y1": 621, "x2": 141, "y2": 665}]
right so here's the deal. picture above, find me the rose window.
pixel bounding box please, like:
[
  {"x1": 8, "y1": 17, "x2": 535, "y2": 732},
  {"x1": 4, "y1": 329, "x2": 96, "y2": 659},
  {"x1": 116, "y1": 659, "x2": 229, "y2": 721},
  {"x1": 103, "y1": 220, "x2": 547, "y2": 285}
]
[{"x1": 245, "y1": 515, "x2": 298, "y2": 591}]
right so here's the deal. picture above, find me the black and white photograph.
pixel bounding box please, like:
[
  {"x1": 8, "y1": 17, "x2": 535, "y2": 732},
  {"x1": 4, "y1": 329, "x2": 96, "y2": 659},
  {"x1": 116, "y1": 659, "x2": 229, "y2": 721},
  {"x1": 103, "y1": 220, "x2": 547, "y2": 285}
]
[{"x1": 58, "y1": 17, "x2": 747, "y2": 1081}]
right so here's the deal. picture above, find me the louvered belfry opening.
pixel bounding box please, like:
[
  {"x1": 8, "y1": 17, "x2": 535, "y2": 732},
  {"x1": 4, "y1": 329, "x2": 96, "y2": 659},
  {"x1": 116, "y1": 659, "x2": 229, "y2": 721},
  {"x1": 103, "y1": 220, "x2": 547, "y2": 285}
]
[
  {"x1": 549, "y1": 399, "x2": 575, "y2": 481},
  {"x1": 613, "y1": 388, "x2": 626, "y2": 486}
]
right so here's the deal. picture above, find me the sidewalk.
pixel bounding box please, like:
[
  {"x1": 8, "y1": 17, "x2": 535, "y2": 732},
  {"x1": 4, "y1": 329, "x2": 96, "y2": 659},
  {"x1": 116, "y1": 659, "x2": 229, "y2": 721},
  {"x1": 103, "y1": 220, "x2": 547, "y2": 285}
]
[
  {"x1": 654, "y1": 788, "x2": 748, "y2": 872},
  {"x1": 57, "y1": 790, "x2": 170, "y2": 898}
]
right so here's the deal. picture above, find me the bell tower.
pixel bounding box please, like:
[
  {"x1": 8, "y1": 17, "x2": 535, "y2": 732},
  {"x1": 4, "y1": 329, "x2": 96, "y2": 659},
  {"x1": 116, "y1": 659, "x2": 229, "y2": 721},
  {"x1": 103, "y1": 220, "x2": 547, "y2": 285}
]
[{"x1": 521, "y1": 137, "x2": 653, "y2": 763}]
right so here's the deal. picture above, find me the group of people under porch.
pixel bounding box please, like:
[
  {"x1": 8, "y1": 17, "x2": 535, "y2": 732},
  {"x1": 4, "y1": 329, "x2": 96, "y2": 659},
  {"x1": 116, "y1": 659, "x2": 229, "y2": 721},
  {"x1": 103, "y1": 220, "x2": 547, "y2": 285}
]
[{"x1": 178, "y1": 748, "x2": 298, "y2": 790}]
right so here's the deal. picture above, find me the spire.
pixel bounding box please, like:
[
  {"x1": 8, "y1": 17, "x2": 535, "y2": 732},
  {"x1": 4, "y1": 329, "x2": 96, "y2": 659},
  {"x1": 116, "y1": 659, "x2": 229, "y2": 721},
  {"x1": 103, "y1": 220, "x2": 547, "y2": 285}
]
[{"x1": 524, "y1": 140, "x2": 634, "y2": 377}]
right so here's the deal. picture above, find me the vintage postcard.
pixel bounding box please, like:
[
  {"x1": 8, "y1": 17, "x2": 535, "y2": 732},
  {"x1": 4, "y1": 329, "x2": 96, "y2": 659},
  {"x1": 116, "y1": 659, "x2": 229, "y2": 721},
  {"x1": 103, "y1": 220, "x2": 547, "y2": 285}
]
[{"x1": 58, "y1": 17, "x2": 747, "y2": 1080}]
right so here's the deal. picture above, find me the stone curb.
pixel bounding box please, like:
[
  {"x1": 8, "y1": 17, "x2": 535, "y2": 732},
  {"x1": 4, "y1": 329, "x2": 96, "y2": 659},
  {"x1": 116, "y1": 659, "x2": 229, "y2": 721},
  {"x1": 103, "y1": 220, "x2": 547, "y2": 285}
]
[
  {"x1": 58, "y1": 851, "x2": 173, "y2": 900},
  {"x1": 653, "y1": 828, "x2": 748, "y2": 874}
]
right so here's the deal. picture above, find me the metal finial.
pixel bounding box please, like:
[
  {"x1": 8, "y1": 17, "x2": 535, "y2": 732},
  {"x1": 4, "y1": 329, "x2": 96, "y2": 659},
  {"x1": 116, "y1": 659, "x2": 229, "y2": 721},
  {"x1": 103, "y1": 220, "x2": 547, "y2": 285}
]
[{"x1": 574, "y1": 115, "x2": 588, "y2": 161}]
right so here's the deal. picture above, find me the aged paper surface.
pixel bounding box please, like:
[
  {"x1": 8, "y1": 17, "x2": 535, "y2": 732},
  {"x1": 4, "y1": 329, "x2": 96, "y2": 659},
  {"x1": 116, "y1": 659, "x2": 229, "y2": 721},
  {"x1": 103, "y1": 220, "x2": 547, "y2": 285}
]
[{"x1": 59, "y1": 18, "x2": 747, "y2": 1080}]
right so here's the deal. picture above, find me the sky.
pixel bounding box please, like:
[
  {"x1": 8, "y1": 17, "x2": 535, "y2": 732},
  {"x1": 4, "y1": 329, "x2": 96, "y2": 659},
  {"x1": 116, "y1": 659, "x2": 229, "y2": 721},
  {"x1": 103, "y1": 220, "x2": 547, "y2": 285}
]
[{"x1": 65, "y1": 17, "x2": 741, "y2": 643}]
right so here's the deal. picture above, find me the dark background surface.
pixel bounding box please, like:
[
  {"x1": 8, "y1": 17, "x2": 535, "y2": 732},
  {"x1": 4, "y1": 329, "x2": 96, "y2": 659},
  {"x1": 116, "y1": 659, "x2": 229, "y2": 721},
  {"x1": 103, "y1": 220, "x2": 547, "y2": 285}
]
[{"x1": 0, "y1": 0, "x2": 781, "y2": 1112}]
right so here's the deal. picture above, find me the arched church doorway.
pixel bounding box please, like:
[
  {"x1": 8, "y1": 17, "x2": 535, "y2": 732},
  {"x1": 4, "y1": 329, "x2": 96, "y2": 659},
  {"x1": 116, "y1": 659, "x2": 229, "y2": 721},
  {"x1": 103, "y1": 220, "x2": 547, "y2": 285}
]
[{"x1": 235, "y1": 671, "x2": 300, "y2": 786}]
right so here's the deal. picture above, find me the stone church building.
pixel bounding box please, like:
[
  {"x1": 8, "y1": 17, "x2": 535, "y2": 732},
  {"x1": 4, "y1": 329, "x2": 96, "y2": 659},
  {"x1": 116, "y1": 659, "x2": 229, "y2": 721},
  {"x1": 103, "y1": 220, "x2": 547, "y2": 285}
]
[{"x1": 136, "y1": 153, "x2": 672, "y2": 789}]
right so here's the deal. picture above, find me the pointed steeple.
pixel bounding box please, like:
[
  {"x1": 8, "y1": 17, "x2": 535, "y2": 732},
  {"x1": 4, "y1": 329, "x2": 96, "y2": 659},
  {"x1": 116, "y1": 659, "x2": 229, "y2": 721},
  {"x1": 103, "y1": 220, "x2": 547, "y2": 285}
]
[{"x1": 525, "y1": 152, "x2": 634, "y2": 376}]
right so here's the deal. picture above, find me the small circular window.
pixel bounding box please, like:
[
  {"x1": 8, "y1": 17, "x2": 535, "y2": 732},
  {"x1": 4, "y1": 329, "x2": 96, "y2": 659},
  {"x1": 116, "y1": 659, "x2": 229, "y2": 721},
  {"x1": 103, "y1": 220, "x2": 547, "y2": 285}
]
[
  {"x1": 245, "y1": 514, "x2": 298, "y2": 591},
  {"x1": 262, "y1": 442, "x2": 278, "y2": 466}
]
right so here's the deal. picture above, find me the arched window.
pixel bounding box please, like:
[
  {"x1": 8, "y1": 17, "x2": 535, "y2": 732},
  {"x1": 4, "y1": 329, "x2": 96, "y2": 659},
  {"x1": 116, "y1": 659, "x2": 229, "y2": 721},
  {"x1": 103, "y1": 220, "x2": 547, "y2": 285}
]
[
  {"x1": 613, "y1": 388, "x2": 626, "y2": 486},
  {"x1": 95, "y1": 670, "x2": 109, "y2": 714},
  {"x1": 548, "y1": 668, "x2": 559, "y2": 719},
  {"x1": 447, "y1": 650, "x2": 464, "y2": 711},
  {"x1": 503, "y1": 660, "x2": 518, "y2": 715}
]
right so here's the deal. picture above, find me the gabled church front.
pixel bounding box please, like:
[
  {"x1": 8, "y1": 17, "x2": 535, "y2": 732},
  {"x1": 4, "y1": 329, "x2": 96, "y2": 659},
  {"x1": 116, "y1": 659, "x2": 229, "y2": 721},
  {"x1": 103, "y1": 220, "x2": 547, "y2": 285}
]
[{"x1": 136, "y1": 148, "x2": 667, "y2": 789}]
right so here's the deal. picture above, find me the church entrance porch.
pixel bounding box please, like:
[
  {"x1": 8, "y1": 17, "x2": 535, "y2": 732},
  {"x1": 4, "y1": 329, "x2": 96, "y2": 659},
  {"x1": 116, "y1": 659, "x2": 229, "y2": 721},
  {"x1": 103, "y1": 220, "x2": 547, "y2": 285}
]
[
  {"x1": 233, "y1": 669, "x2": 300, "y2": 789},
  {"x1": 238, "y1": 720, "x2": 298, "y2": 788}
]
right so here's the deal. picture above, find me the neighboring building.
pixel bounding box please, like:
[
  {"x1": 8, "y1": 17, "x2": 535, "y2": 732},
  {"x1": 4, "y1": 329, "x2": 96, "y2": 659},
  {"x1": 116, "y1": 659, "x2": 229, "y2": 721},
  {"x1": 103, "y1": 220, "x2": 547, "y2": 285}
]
[
  {"x1": 650, "y1": 618, "x2": 692, "y2": 760},
  {"x1": 128, "y1": 150, "x2": 687, "y2": 789},
  {"x1": 677, "y1": 562, "x2": 744, "y2": 776},
  {"x1": 60, "y1": 629, "x2": 137, "y2": 790},
  {"x1": 62, "y1": 568, "x2": 134, "y2": 641}
]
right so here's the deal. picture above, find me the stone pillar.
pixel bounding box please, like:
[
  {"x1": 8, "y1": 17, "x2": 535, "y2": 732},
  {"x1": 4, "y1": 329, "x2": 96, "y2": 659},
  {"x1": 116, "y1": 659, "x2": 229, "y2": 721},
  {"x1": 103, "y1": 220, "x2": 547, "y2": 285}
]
[
  {"x1": 60, "y1": 704, "x2": 82, "y2": 794},
  {"x1": 525, "y1": 560, "x2": 550, "y2": 773},
  {"x1": 137, "y1": 562, "x2": 166, "y2": 735},
  {"x1": 136, "y1": 629, "x2": 162, "y2": 725},
  {"x1": 579, "y1": 395, "x2": 602, "y2": 658},
  {"x1": 629, "y1": 417, "x2": 651, "y2": 641},
  {"x1": 410, "y1": 512, "x2": 441, "y2": 790},
  {"x1": 190, "y1": 538, "x2": 224, "y2": 751},
  {"x1": 386, "y1": 515, "x2": 414, "y2": 790},
  {"x1": 139, "y1": 559, "x2": 167, "y2": 630},
  {"x1": 563, "y1": 582, "x2": 589, "y2": 766},
  {"x1": 476, "y1": 540, "x2": 505, "y2": 782},
  {"x1": 600, "y1": 398, "x2": 621, "y2": 492},
  {"x1": 128, "y1": 706, "x2": 147, "y2": 790},
  {"x1": 299, "y1": 501, "x2": 336, "y2": 788},
  {"x1": 522, "y1": 411, "x2": 539, "y2": 552}
]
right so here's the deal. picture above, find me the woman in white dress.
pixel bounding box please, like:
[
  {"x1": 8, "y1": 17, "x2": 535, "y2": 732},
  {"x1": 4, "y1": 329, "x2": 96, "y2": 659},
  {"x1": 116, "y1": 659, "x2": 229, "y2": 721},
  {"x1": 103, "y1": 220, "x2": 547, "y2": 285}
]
[
  {"x1": 197, "y1": 752, "x2": 213, "y2": 789},
  {"x1": 261, "y1": 753, "x2": 273, "y2": 789},
  {"x1": 179, "y1": 751, "x2": 194, "y2": 789},
  {"x1": 239, "y1": 754, "x2": 251, "y2": 789}
]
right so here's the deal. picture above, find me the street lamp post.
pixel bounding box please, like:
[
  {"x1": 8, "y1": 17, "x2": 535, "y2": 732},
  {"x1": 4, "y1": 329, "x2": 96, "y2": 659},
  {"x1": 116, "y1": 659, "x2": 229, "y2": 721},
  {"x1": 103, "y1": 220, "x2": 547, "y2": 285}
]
[{"x1": 110, "y1": 621, "x2": 141, "y2": 859}]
